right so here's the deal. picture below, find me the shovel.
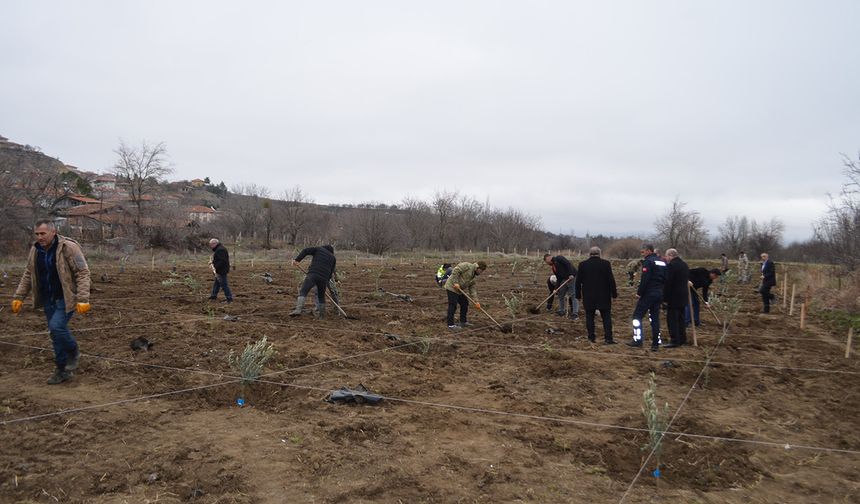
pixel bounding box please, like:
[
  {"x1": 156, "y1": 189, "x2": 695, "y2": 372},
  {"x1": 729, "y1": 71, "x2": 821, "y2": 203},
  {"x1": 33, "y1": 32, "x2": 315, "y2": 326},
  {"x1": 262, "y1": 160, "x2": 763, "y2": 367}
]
[
  {"x1": 294, "y1": 264, "x2": 352, "y2": 319},
  {"x1": 457, "y1": 287, "x2": 513, "y2": 333},
  {"x1": 528, "y1": 277, "x2": 573, "y2": 314}
]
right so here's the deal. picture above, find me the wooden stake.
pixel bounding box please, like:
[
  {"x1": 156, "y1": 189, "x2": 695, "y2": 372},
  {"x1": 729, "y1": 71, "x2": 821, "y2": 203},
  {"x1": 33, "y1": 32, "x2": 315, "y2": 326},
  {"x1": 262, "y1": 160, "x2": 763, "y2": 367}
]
[
  {"x1": 846, "y1": 327, "x2": 854, "y2": 358},
  {"x1": 799, "y1": 302, "x2": 807, "y2": 329},
  {"x1": 782, "y1": 272, "x2": 788, "y2": 308},
  {"x1": 251, "y1": 258, "x2": 254, "y2": 268},
  {"x1": 150, "y1": 251, "x2": 154, "y2": 271},
  {"x1": 789, "y1": 284, "x2": 796, "y2": 316},
  {"x1": 687, "y1": 287, "x2": 698, "y2": 347}
]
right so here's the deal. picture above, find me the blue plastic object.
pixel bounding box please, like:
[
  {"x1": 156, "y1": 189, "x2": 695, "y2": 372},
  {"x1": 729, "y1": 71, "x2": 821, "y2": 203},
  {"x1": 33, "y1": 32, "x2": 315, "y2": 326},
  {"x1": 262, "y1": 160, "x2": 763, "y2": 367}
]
[
  {"x1": 236, "y1": 398, "x2": 245, "y2": 407},
  {"x1": 653, "y1": 468, "x2": 661, "y2": 478}
]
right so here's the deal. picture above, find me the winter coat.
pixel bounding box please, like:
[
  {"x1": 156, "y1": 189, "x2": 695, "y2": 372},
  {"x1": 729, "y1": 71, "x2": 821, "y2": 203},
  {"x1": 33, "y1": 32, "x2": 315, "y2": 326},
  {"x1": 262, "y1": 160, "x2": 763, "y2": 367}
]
[
  {"x1": 212, "y1": 243, "x2": 230, "y2": 275},
  {"x1": 14, "y1": 235, "x2": 91, "y2": 313},
  {"x1": 550, "y1": 256, "x2": 577, "y2": 281},
  {"x1": 688, "y1": 267, "x2": 714, "y2": 302},
  {"x1": 637, "y1": 253, "x2": 667, "y2": 296},
  {"x1": 295, "y1": 246, "x2": 337, "y2": 280},
  {"x1": 444, "y1": 262, "x2": 480, "y2": 300},
  {"x1": 761, "y1": 260, "x2": 776, "y2": 287},
  {"x1": 664, "y1": 257, "x2": 691, "y2": 308},
  {"x1": 574, "y1": 256, "x2": 617, "y2": 310}
]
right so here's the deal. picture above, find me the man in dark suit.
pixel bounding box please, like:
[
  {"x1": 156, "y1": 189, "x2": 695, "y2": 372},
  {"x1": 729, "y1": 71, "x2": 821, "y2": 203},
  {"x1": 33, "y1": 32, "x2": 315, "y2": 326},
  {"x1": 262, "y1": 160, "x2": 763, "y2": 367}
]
[
  {"x1": 663, "y1": 249, "x2": 689, "y2": 348},
  {"x1": 575, "y1": 246, "x2": 618, "y2": 344},
  {"x1": 759, "y1": 252, "x2": 777, "y2": 313}
]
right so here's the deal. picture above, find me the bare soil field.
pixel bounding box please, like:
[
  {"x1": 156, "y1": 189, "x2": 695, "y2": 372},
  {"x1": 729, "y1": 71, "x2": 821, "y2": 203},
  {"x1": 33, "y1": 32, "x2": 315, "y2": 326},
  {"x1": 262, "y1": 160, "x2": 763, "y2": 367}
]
[{"x1": 1, "y1": 255, "x2": 858, "y2": 503}]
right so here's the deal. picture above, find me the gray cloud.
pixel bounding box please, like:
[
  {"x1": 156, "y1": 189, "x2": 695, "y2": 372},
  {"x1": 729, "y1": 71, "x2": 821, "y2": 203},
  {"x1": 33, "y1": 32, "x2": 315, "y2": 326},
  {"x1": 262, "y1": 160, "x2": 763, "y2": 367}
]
[{"x1": 2, "y1": 0, "x2": 858, "y2": 242}]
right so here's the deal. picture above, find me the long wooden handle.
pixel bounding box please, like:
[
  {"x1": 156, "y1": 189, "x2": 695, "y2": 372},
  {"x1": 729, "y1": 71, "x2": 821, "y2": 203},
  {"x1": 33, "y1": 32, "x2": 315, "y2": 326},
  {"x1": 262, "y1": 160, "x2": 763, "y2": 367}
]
[
  {"x1": 458, "y1": 287, "x2": 502, "y2": 328},
  {"x1": 687, "y1": 286, "x2": 698, "y2": 347},
  {"x1": 533, "y1": 276, "x2": 573, "y2": 311}
]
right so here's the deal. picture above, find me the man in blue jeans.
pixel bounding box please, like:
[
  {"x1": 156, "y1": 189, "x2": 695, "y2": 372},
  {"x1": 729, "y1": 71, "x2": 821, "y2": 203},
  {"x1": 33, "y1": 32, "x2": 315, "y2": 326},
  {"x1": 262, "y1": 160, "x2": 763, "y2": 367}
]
[
  {"x1": 207, "y1": 238, "x2": 233, "y2": 303},
  {"x1": 12, "y1": 219, "x2": 91, "y2": 384}
]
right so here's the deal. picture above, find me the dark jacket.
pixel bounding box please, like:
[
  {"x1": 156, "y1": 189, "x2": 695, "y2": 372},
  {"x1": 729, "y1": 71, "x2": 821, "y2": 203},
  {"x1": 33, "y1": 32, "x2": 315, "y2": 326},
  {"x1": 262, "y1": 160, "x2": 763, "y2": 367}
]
[
  {"x1": 551, "y1": 256, "x2": 577, "y2": 282},
  {"x1": 296, "y1": 246, "x2": 337, "y2": 280},
  {"x1": 574, "y1": 256, "x2": 617, "y2": 310},
  {"x1": 664, "y1": 257, "x2": 690, "y2": 308},
  {"x1": 212, "y1": 243, "x2": 230, "y2": 275},
  {"x1": 637, "y1": 253, "x2": 667, "y2": 296},
  {"x1": 688, "y1": 267, "x2": 713, "y2": 302},
  {"x1": 761, "y1": 260, "x2": 776, "y2": 287}
]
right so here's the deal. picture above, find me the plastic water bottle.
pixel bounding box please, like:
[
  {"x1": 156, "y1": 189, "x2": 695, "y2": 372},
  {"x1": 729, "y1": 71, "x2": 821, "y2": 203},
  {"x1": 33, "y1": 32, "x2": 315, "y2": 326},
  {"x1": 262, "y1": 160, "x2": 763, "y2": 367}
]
[{"x1": 236, "y1": 398, "x2": 245, "y2": 407}]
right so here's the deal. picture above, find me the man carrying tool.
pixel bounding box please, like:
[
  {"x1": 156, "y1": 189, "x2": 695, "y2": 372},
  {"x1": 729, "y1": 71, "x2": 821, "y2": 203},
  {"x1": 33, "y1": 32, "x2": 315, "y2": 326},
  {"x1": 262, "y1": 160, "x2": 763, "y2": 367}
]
[
  {"x1": 626, "y1": 258, "x2": 643, "y2": 287},
  {"x1": 11, "y1": 219, "x2": 91, "y2": 384},
  {"x1": 738, "y1": 251, "x2": 750, "y2": 283},
  {"x1": 686, "y1": 267, "x2": 721, "y2": 327},
  {"x1": 443, "y1": 261, "x2": 487, "y2": 330},
  {"x1": 543, "y1": 253, "x2": 578, "y2": 319},
  {"x1": 663, "y1": 249, "x2": 690, "y2": 348},
  {"x1": 575, "y1": 246, "x2": 618, "y2": 344},
  {"x1": 207, "y1": 238, "x2": 233, "y2": 303},
  {"x1": 627, "y1": 243, "x2": 666, "y2": 351},
  {"x1": 289, "y1": 245, "x2": 336, "y2": 319}
]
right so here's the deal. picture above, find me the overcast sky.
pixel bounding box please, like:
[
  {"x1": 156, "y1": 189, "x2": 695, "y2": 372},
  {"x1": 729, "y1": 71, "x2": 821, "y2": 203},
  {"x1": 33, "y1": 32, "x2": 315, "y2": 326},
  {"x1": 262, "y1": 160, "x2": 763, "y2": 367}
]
[{"x1": 3, "y1": 1, "x2": 859, "y2": 243}]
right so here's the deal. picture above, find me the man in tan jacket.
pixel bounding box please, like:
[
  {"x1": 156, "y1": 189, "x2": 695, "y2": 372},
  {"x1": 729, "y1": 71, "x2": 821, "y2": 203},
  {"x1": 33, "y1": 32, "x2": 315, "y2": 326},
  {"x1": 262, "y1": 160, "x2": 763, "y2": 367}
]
[
  {"x1": 443, "y1": 261, "x2": 486, "y2": 330},
  {"x1": 12, "y1": 219, "x2": 91, "y2": 384}
]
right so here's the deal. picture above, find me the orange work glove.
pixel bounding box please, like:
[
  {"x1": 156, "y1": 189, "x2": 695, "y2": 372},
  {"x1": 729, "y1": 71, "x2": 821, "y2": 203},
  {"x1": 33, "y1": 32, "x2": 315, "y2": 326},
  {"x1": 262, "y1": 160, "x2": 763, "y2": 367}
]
[
  {"x1": 11, "y1": 299, "x2": 23, "y2": 314},
  {"x1": 474, "y1": 302, "x2": 481, "y2": 310},
  {"x1": 453, "y1": 283, "x2": 461, "y2": 291},
  {"x1": 76, "y1": 302, "x2": 91, "y2": 314}
]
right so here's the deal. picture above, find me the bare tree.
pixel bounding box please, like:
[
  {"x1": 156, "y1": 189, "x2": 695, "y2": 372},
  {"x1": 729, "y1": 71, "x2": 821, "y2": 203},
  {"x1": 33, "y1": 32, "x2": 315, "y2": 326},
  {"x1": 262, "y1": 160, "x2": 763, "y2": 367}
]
[
  {"x1": 401, "y1": 196, "x2": 433, "y2": 249},
  {"x1": 112, "y1": 140, "x2": 171, "y2": 236},
  {"x1": 748, "y1": 218, "x2": 785, "y2": 255},
  {"x1": 281, "y1": 185, "x2": 313, "y2": 245},
  {"x1": 351, "y1": 207, "x2": 400, "y2": 255},
  {"x1": 815, "y1": 152, "x2": 860, "y2": 270},
  {"x1": 224, "y1": 183, "x2": 270, "y2": 241},
  {"x1": 717, "y1": 215, "x2": 750, "y2": 256},
  {"x1": 653, "y1": 197, "x2": 708, "y2": 256},
  {"x1": 432, "y1": 190, "x2": 459, "y2": 250}
]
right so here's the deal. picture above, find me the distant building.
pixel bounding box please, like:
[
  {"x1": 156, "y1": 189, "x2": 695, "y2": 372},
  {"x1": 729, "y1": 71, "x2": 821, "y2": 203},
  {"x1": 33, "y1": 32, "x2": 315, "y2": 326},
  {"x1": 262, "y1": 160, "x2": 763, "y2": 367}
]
[
  {"x1": 187, "y1": 205, "x2": 216, "y2": 223},
  {"x1": 190, "y1": 178, "x2": 206, "y2": 188},
  {"x1": 92, "y1": 174, "x2": 117, "y2": 191}
]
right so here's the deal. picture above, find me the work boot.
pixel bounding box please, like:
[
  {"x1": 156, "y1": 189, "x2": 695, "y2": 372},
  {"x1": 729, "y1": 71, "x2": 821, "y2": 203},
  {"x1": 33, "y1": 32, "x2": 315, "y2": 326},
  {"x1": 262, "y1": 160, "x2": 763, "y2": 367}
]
[
  {"x1": 604, "y1": 338, "x2": 617, "y2": 345},
  {"x1": 587, "y1": 334, "x2": 596, "y2": 343},
  {"x1": 650, "y1": 344, "x2": 660, "y2": 352},
  {"x1": 317, "y1": 303, "x2": 326, "y2": 320},
  {"x1": 663, "y1": 341, "x2": 681, "y2": 349},
  {"x1": 47, "y1": 368, "x2": 72, "y2": 385},
  {"x1": 65, "y1": 348, "x2": 81, "y2": 371},
  {"x1": 626, "y1": 340, "x2": 643, "y2": 347},
  {"x1": 289, "y1": 296, "x2": 306, "y2": 317}
]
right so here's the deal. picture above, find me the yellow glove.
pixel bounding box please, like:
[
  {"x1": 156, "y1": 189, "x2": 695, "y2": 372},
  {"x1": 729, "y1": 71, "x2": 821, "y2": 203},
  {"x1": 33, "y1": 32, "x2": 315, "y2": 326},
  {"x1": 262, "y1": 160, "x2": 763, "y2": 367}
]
[
  {"x1": 11, "y1": 299, "x2": 22, "y2": 314},
  {"x1": 474, "y1": 302, "x2": 481, "y2": 310},
  {"x1": 76, "y1": 302, "x2": 91, "y2": 315},
  {"x1": 453, "y1": 283, "x2": 461, "y2": 291}
]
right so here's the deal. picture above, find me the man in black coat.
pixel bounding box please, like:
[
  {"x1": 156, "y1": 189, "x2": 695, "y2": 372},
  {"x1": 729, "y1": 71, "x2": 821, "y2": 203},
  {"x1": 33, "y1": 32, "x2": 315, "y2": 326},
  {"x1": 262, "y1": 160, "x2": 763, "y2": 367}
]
[
  {"x1": 759, "y1": 252, "x2": 777, "y2": 313},
  {"x1": 662, "y1": 249, "x2": 689, "y2": 348},
  {"x1": 208, "y1": 238, "x2": 232, "y2": 303},
  {"x1": 685, "y1": 267, "x2": 721, "y2": 326},
  {"x1": 575, "y1": 246, "x2": 618, "y2": 344},
  {"x1": 290, "y1": 245, "x2": 336, "y2": 319},
  {"x1": 544, "y1": 254, "x2": 578, "y2": 319}
]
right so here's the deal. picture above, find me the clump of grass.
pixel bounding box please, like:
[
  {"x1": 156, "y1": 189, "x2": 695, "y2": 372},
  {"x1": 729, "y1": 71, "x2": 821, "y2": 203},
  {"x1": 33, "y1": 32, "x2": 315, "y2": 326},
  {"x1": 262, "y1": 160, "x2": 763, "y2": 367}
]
[
  {"x1": 228, "y1": 336, "x2": 276, "y2": 384},
  {"x1": 182, "y1": 274, "x2": 200, "y2": 292},
  {"x1": 642, "y1": 372, "x2": 670, "y2": 469}
]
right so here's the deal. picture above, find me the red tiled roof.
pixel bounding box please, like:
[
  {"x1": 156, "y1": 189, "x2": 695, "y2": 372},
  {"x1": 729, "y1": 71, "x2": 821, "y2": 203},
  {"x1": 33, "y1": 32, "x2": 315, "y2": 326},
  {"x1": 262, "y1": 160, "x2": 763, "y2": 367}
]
[{"x1": 187, "y1": 205, "x2": 215, "y2": 213}]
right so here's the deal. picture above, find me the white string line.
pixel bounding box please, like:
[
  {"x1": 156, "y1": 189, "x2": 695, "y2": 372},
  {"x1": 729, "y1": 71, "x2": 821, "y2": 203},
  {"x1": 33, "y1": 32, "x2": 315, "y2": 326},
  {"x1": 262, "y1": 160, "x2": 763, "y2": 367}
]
[
  {"x1": 619, "y1": 321, "x2": 731, "y2": 503},
  {"x1": 5, "y1": 358, "x2": 858, "y2": 459}
]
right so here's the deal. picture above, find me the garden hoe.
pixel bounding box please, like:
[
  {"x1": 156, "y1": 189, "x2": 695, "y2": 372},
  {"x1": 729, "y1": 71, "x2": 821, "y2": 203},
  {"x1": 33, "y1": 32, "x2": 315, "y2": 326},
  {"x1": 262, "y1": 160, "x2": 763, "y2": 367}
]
[
  {"x1": 458, "y1": 287, "x2": 513, "y2": 333},
  {"x1": 528, "y1": 277, "x2": 573, "y2": 314},
  {"x1": 691, "y1": 288, "x2": 722, "y2": 326},
  {"x1": 294, "y1": 264, "x2": 354, "y2": 319}
]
